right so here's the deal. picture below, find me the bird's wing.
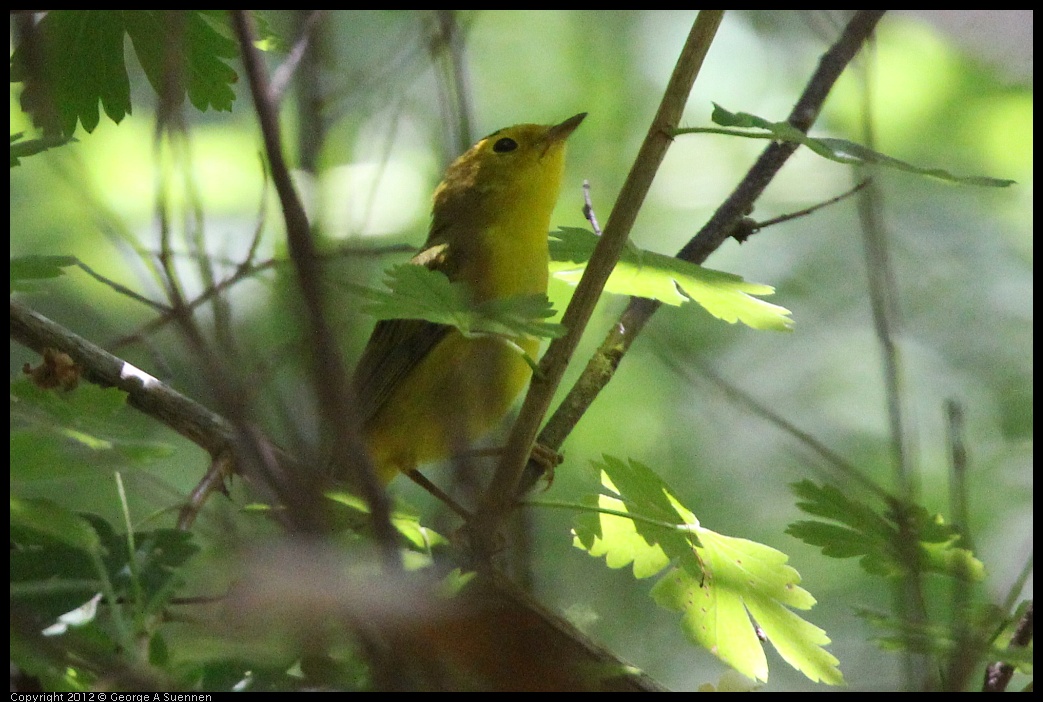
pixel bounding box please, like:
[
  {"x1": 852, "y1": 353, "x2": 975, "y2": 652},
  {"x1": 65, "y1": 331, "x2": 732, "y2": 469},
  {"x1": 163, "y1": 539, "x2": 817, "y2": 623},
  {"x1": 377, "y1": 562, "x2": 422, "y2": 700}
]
[{"x1": 352, "y1": 242, "x2": 455, "y2": 424}]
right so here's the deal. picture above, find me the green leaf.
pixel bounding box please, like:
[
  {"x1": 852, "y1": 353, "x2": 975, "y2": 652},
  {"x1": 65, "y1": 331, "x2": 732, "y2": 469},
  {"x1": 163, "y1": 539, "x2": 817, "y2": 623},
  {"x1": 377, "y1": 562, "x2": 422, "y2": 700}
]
[
  {"x1": 573, "y1": 457, "x2": 843, "y2": 685},
  {"x1": 11, "y1": 11, "x2": 131, "y2": 136},
  {"x1": 11, "y1": 380, "x2": 175, "y2": 481},
  {"x1": 12, "y1": 511, "x2": 199, "y2": 632},
  {"x1": 786, "y1": 480, "x2": 986, "y2": 581},
  {"x1": 10, "y1": 497, "x2": 102, "y2": 554},
  {"x1": 574, "y1": 456, "x2": 703, "y2": 578},
  {"x1": 122, "y1": 11, "x2": 238, "y2": 114},
  {"x1": 674, "y1": 104, "x2": 1015, "y2": 188},
  {"x1": 10, "y1": 11, "x2": 238, "y2": 137},
  {"x1": 550, "y1": 228, "x2": 793, "y2": 331},
  {"x1": 10, "y1": 133, "x2": 77, "y2": 167},
  {"x1": 326, "y1": 490, "x2": 449, "y2": 553},
  {"x1": 347, "y1": 264, "x2": 565, "y2": 341},
  {"x1": 10, "y1": 255, "x2": 79, "y2": 286}
]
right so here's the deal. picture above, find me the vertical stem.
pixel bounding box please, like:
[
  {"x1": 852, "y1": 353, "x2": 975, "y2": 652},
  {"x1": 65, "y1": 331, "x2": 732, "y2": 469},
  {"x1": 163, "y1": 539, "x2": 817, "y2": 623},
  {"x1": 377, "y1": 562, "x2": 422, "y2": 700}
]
[{"x1": 472, "y1": 10, "x2": 726, "y2": 552}]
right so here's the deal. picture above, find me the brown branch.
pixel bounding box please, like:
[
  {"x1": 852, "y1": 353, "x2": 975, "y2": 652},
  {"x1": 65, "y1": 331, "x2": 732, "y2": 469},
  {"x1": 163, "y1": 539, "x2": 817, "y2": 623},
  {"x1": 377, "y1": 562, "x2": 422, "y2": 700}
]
[
  {"x1": 11, "y1": 298, "x2": 669, "y2": 691},
  {"x1": 229, "y1": 11, "x2": 399, "y2": 562},
  {"x1": 469, "y1": 10, "x2": 726, "y2": 555},
  {"x1": 11, "y1": 299, "x2": 236, "y2": 457},
  {"x1": 522, "y1": 10, "x2": 888, "y2": 493},
  {"x1": 982, "y1": 602, "x2": 1033, "y2": 692}
]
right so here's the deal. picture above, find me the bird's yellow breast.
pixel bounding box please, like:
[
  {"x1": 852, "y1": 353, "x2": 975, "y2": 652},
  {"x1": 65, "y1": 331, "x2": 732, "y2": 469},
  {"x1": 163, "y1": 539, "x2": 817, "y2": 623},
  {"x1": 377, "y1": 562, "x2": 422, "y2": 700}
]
[{"x1": 356, "y1": 114, "x2": 585, "y2": 481}]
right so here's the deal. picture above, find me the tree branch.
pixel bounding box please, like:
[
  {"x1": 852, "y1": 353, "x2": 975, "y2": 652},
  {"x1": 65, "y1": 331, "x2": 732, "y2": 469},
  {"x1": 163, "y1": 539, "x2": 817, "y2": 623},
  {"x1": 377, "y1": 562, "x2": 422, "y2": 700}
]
[
  {"x1": 471, "y1": 9, "x2": 726, "y2": 550},
  {"x1": 523, "y1": 10, "x2": 888, "y2": 493},
  {"x1": 12, "y1": 296, "x2": 671, "y2": 690},
  {"x1": 229, "y1": 11, "x2": 399, "y2": 560}
]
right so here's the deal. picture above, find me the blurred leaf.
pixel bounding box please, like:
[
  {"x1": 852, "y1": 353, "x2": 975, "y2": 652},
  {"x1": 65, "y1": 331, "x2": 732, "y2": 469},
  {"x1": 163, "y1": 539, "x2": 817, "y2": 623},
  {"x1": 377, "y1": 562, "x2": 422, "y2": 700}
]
[
  {"x1": 11, "y1": 380, "x2": 175, "y2": 481},
  {"x1": 674, "y1": 104, "x2": 1016, "y2": 187},
  {"x1": 787, "y1": 480, "x2": 985, "y2": 580},
  {"x1": 10, "y1": 255, "x2": 78, "y2": 288},
  {"x1": 550, "y1": 227, "x2": 793, "y2": 331},
  {"x1": 856, "y1": 606, "x2": 1032, "y2": 666},
  {"x1": 10, "y1": 497, "x2": 102, "y2": 555},
  {"x1": 122, "y1": 10, "x2": 238, "y2": 113},
  {"x1": 10, "y1": 133, "x2": 76, "y2": 167},
  {"x1": 573, "y1": 457, "x2": 842, "y2": 685},
  {"x1": 326, "y1": 490, "x2": 449, "y2": 553},
  {"x1": 12, "y1": 510, "x2": 199, "y2": 625}
]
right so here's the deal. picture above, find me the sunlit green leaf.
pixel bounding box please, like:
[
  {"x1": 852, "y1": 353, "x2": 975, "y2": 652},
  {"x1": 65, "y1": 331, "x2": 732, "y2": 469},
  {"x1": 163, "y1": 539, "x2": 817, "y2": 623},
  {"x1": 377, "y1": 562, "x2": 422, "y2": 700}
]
[
  {"x1": 550, "y1": 228, "x2": 793, "y2": 331},
  {"x1": 573, "y1": 457, "x2": 842, "y2": 684}
]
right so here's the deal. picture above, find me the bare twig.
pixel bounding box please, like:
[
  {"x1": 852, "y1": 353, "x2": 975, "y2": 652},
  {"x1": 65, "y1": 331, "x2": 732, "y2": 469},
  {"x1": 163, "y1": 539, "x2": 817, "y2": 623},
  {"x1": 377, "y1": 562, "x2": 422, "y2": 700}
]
[
  {"x1": 982, "y1": 602, "x2": 1033, "y2": 692},
  {"x1": 11, "y1": 299, "x2": 236, "y2": 458},
  {"x1": 752, "y1": 179, "x2": 870, "y2": 230},
  {"x1": 471, "y1": 10, "x2": 726, "y2": 554},
  {"x1": 230, "y1": 11, "x2": 399, "y2": 561},
  {"x1": 581, "y1": 180, "x2": 603, "y2": 236},
  {"x1": 524, "y1": 10, "x2": 888, "y2": 493}
]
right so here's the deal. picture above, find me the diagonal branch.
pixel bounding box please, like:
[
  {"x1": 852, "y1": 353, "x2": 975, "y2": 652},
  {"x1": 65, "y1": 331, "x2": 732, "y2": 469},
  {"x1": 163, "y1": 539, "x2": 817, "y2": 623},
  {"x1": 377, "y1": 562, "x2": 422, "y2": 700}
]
[
  {"x1": 470, "y1": 10, "x2": 726, "y2": 549},
  {"x1": 229, "y1": 11, "x2": 399, "y2": 561},
  {"x1": 523, "y1": 10, "x2": 888, "y2": 493}
]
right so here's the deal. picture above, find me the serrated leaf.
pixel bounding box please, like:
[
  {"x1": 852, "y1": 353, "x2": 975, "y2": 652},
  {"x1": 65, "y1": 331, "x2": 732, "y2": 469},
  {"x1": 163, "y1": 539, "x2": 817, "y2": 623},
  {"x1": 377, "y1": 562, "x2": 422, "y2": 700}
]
[
  {"x1": 676, "y1": 104, "x2": 1015, "y2": 188},
  {"x1": 572, "y1": 483, "x2": 672, "y2": 579},
  {"x1": 550, "y1": 228, "x2": 793, "y2": 331},
  {"x1": 649, "y1": 526, "x2": 842, "y2": 685},
  {"x1": 787, "y1": 480, "x2": 986, "y2": 581},
  {"x1": 348, "y1": 264, "x2": 565, "y2": 341},
  {"x1": 573, "y1": 457, "x2": 843, "y2": 684},
  {"x1": 11, "y1": 11, "x2": 238, "y2": 137},
  {"x1": 123, "y1": 11, "x2": 238, "y2": 114},
  {"x1": 11, "y1": 11, "x2": 131, "y2": 136}
]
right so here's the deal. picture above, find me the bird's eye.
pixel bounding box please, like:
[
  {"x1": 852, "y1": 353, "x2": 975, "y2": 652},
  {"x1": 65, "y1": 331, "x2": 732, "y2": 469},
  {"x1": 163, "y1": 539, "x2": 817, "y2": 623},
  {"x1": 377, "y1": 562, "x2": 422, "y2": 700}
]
[{"x1": 492, "y1": 137, "x2": 518, "y2": 153}]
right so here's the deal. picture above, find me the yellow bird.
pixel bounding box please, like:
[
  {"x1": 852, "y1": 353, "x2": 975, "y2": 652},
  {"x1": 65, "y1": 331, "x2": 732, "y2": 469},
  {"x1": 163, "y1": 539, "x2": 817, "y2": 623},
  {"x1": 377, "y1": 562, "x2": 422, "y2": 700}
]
[{"x1": 354, "y1": 113, "x2": 586, "y2": 484}]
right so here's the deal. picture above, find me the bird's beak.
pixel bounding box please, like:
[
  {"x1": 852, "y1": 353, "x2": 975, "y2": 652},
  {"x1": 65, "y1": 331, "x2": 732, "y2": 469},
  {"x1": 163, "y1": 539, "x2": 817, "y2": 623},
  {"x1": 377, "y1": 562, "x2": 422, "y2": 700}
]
[{"x1": 546, "y1": 112, "x2": 587, "y2": 147}]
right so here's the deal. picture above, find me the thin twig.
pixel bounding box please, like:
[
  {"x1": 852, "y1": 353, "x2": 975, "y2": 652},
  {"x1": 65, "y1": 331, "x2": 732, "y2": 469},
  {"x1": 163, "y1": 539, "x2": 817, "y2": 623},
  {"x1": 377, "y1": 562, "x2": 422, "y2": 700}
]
[
  {"x1": 270, "y1": 10, "x2": 327, "y2": 105},
  {"x1": 524, "y1": 10, "x2": 888, "y2": 493},
  {"x1": 982, "y1": 602, "x2": 1033, "y2": 692},
  {"x1": 231, "y1": 11, "x2": 399, "y2": 562},
  {"x1": 109, "y1": 244, "x2": 412, "y2": 351},
  {"x1": 471, "y1": 10, "x2": 726, "y2": 555},
  {"x1": 581, "y1": 180, "x2": 603, "y2": 236},
  {"x1": 754, "y1": 179, "x2": 870, "y2": 230}
]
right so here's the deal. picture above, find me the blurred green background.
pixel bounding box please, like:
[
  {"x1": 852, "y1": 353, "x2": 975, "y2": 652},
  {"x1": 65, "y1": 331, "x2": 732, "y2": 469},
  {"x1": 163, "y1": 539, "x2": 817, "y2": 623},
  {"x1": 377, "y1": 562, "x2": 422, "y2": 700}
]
[{"x1": 10, "y1": 10, "x2": 1032, "y2": 691}]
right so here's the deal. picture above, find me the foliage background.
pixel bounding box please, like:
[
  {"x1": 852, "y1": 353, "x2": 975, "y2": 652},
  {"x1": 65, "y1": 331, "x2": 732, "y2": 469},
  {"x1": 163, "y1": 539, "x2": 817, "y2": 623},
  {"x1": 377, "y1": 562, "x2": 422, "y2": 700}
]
[{"x1": 10, "y1": 10, "x2": 1032, "y2": 691}]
